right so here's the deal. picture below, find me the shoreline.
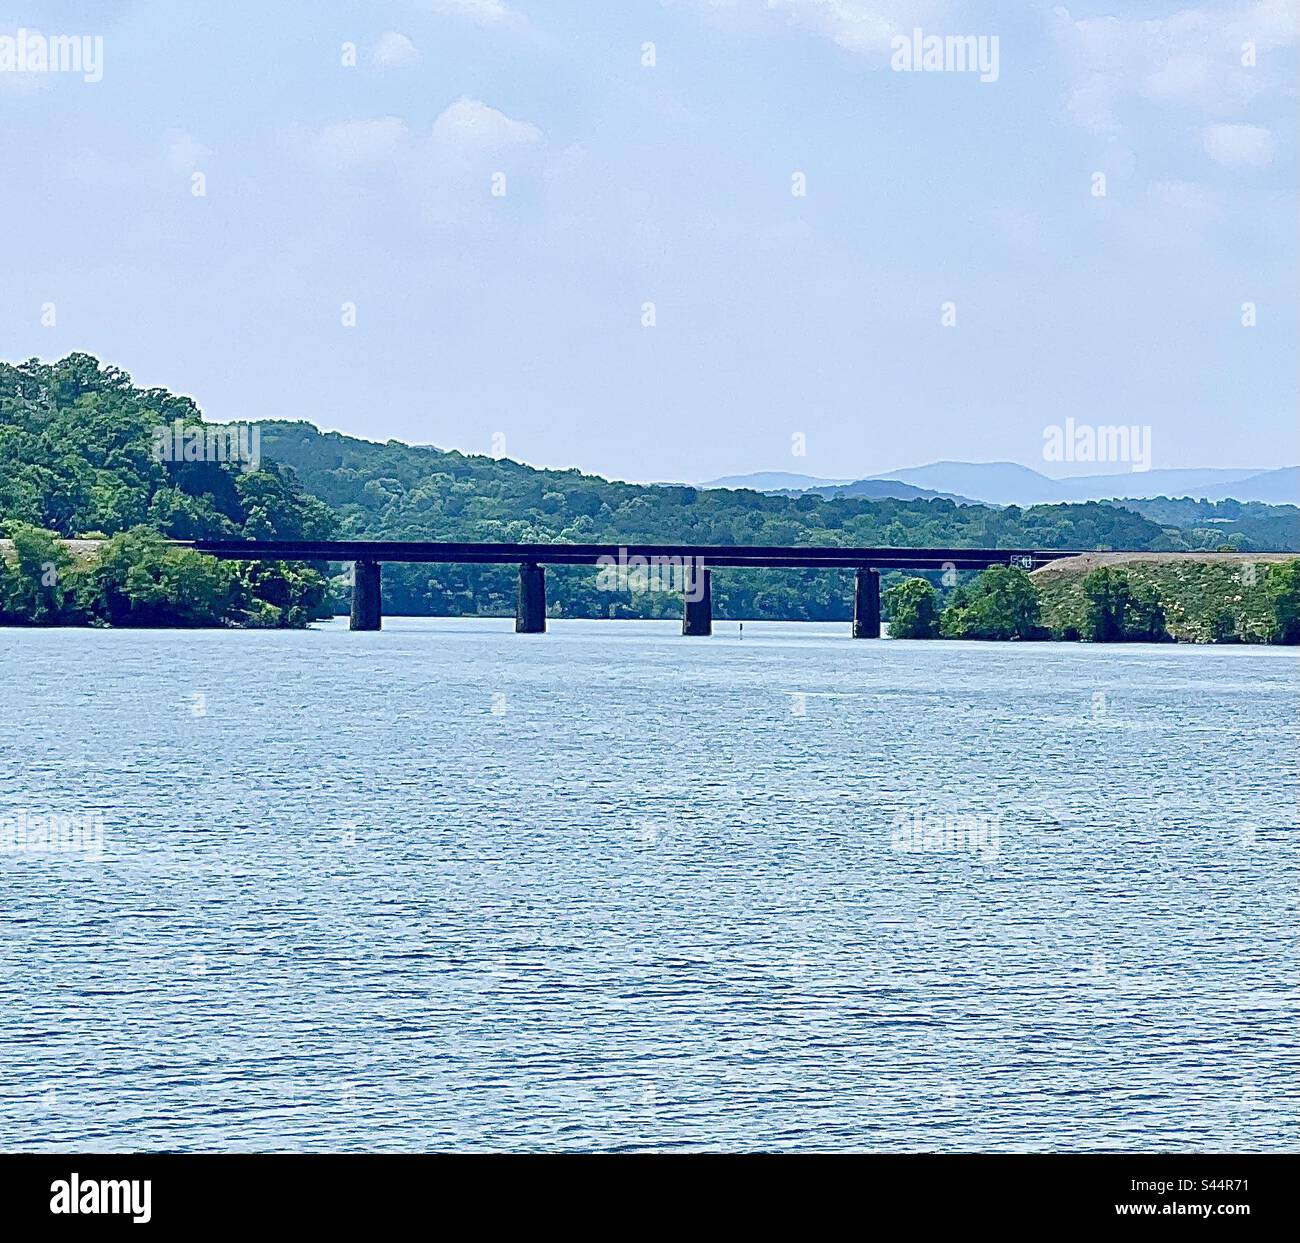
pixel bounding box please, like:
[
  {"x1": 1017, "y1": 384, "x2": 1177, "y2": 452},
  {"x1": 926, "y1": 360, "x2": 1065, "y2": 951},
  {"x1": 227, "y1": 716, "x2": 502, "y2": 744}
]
[{"x1": 4, "y1": 614, "x2": 1298, "y2": 648}]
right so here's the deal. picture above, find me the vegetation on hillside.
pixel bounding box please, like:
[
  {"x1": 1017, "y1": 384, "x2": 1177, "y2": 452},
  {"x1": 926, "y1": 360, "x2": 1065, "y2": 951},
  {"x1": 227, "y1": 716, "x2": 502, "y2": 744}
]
[
  {"x1": 1116, "y1": 497, "x2": 1299, "y2": 552},
  {"x1": 1266, "y1": 562, "x2": 1300, "y2": 644},
  {"x1": 256, "y1": 418, "x2": 1269, "y2": 621},
  {"x1": 1078, "y1": 567, "x2": 1169, "y2": 642},
  {"x1": 0, "y1": 525, "x2": 328, "y2": 628},
  {"x1": 1034, "y1": 558, "x2": 1300, "y2": 644},
  {"x1": 1, "y1": 355, "x2": 333, "y2": 626},
  {"x1": 883, "y1": 561, "x2": 1296, "y2": 644},
  {"x1": 2, "y1": 354, "x2": 1297, "y2": 634}
]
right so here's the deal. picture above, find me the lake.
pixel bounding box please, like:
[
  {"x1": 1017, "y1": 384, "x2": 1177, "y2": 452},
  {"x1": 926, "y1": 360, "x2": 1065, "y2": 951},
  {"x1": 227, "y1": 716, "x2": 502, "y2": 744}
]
[{"x1": 2, "y1": 618, "x2": 1297, "y2": 1151}]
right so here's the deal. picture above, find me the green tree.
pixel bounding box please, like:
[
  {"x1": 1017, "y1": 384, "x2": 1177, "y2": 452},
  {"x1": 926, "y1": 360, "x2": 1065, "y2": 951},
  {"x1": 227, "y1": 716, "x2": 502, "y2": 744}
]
[
  {"x1": 0, "y1": 354, "x2": 338, "y2": 545},
  {"x1": 940, "y1": 566, "x2": 1042, "y2": 640},
  {"x1": 1208, "y1": 608, "x2": 1239, "y2": 644},
  {"x1": 1265, "y1": 561, "x2": 1300, "y2": 644},
  {"x1": 236, "y1": 560, "x2": 330, "y2": 627},
  {"x1": 84, "y1": 528, "x2": 239, "y2": 627},
  {"x1": 883, "y1": 576, "x2": 940, "y2": 638},
  {"x1": 1081, "y1": 567, "x2": 1130, "y2": 641},
  {"x1": 1081, "y1": 567, "x2": 1170, "y2": 642},
  {"x1": 1125, "y1": 582, "x2": 1169, "y2": 642},
  {"x1": 0, "y1": 523, "x2": 81, "y2": 624}
]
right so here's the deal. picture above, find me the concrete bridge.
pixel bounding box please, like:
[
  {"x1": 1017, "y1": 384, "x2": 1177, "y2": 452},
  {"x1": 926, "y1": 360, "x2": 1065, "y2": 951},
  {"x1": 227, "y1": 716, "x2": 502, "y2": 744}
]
[{"x1": 181, "y1": 540, "x2": 1085, "y2": 636}]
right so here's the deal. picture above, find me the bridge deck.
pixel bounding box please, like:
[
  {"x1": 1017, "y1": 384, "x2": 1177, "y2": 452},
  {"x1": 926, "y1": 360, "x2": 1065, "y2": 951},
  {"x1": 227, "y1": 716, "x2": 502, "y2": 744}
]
[{"x1": 181, "y1": 540, "x2": 1087, "y2": 569}]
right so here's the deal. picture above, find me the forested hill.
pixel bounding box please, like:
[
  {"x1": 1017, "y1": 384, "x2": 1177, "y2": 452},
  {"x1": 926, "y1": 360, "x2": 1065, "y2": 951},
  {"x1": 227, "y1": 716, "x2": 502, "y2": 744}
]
[
  {"x1": 1114, "y1": 496, "x2": 1300, "y2": 551},
  {"x1": 2, "y1": 353, "x2": 1297, "y2": 622},
  {"x1": 254, "y1": 420, "x2": 1288, "y2": 619},
  {"x1": 256, "y1": 420, "x2": 1174, "y2": 550},
  {"x1": 0, "y1": 354, "x2": 335, "y2": 626},
  {"x1": 0, "y1": 354, "x2": 334, "y2": 542}
]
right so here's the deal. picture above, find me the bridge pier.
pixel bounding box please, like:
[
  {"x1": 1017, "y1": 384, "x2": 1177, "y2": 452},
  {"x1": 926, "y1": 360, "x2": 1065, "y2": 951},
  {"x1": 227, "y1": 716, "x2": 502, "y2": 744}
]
[
  {"x1": 350, "y1": 559, "x2": 382, "y2": 631},
  {"x1": 516, "y1": 562, "x2": 546, "y2": 633},
  {"x1": 682, "y1": 564, "x2": 712, "y2": 636},
  {"x1": 852, "y1": 568, "x2": 881, "y2": 639}
]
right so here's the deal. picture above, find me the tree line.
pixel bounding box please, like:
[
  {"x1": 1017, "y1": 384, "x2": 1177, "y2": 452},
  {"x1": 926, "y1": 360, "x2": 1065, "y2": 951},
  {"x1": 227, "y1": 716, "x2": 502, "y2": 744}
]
[{"x1": 884, "y1": 563, "x2": 1300, "y2": 644}]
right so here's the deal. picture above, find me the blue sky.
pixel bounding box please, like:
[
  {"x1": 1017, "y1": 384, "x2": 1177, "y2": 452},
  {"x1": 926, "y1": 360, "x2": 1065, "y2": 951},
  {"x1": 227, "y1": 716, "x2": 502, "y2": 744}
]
[{"x1": 1, "y1": 0, "x2": 1296, "y2": 483}]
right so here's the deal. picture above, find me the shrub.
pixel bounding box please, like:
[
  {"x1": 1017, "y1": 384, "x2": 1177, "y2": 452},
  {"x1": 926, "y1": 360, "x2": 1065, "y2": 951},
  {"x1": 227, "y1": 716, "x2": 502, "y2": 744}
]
[
  {"x1": 939, "y1": 566, "x2": 1042, "y2": 640},
  {"x1": 84, "y1": 527, "x2": 238, "y2": 627},
  {"x1": 883, "y1": 576, "x2": 941, "y2": 638},
  {"x1": 0, "y1": 523, "x2": 84, "y2": 624},
  {"x1": 1080, "y1": 567, "x2": 1170, "y2": 642},
  {"x1": 1265, "y1": 561, "x2": 1300, "y2": 644}
]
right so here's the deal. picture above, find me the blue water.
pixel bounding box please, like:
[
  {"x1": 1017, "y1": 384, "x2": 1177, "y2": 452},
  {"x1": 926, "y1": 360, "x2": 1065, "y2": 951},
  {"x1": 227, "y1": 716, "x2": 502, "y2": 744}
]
[{"x1": 2, "y1": 619, "x2": 1297, "y2": 1152}]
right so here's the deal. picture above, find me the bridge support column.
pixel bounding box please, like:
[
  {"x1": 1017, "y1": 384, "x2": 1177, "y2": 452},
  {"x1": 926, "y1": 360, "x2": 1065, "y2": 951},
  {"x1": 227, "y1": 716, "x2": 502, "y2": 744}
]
[
  {"x1": 516, "y1": 563, "x2": 546, "y2": 633},
  {"x1": 853, "y1": 568, "x2": 881, "y2": 639},
  {"x1": 350, "y1": 559, "x2": 382, "y2": 631},
  {"x1": 682, "y1": 564, "x2": 712, "y2": 636}
]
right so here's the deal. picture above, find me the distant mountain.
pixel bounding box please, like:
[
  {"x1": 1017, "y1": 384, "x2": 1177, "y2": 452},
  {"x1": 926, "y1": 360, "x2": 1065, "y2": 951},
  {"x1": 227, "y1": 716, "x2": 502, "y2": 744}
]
[
  {"x1": 779, "y1": 479, "x2": 976, "y2": 504},
  {"x1": 700, "y1": 462, "x2": 1297, "y2": 506},
  {"x1": 867, "y1": 462, "x2": 1298, "y2": 507},
  {"x1": 864, "y1": 461, "x2": 1051, "y2": 505},
  {"x1": 701, "y1": 471, "x2": 973, "y2": 504},
  {"x1": 1213, "y1": 468, "x2": 1300, "y2": 505},
  {"x1": 699, "y1": 471, "x2": 851, "y2": 491}
]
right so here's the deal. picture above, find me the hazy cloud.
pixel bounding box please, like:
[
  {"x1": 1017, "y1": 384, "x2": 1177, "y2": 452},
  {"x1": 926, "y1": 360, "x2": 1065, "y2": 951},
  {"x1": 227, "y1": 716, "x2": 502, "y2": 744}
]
[
  {"x1": 297, "y1": 99, "x2": 540, "y2": 181},
  {"x1": 313, "y1": 117, "x2": 410, "y2": 169},
  {"x1": 672, "y1": 0, "x2": 948, "y2": 57},
  {"x1": 430, "y1": 0, "x2": 515, "y2": 25},
  {"x1": 371, "y1": 32, "x2": 420, "y2": 68},
  {"x1": 765, "y1": 0, "x2": 915, "y2": 55},
  {"x1": 1054, "y1": 2, "x2": 1298, "y2": 135},
  {"x1": 1203, "y1": 121, "x2": 1275, "y2": 166},
  {"x1": 430, "y1": 97, "x2": 543, "y2": 153}
]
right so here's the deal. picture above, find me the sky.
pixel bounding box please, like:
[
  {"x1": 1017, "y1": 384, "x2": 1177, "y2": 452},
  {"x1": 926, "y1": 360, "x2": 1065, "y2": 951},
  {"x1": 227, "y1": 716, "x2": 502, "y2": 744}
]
[{"x1": 1, "y1": 0, "x2": 1296, "y2": 484}]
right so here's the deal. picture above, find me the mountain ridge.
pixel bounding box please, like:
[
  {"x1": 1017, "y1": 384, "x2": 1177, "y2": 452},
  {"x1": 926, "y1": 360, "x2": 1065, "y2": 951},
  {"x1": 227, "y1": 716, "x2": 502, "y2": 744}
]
[{"x1": 700, "y1": 461, "x2": 1298, "y2": 506}]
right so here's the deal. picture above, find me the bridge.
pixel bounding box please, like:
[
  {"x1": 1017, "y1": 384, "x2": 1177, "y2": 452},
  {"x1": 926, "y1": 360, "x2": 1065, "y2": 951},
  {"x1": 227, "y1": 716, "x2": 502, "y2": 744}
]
[{"x1": 180, "y1": 540, "x2": 1085, "y2": 636}]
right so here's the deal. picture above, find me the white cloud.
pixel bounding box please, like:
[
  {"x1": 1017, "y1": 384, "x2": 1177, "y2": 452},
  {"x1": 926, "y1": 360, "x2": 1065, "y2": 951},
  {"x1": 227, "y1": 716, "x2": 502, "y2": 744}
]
[
  {"x1": 1203, "y1": 122, "x2": 1275, "y2": 166},
  {"x1": 371, "y1": 32, "x2": 420, "y2": 68},
  {"x1": 297, "y1": 100, "x2": 541, "y2": 187},
  {"x1": 1225, "y1": 0, "x2": 1300, "y2": 52},
  {"x1": 673, "y1": 0, "x2": 948, "y2": 57},
  {"x1": 430, "y1": 97, "x2": 543, "y2": 152},
  {"x1": 1142, "y1": 52, "x2": 1212, "y2": 105},
  {"x1": 1054, "y1": 2, "x2": 1298, "y2": 135},
  {"x1": 766, "y1": 0, "x2": 904, "y2": 55},
  {"x1": 430, "y1": 0, "x2": 514, "y2": 24},
  {"x1": 313, "y1": 117, "x2": 409, "y2": 169}
]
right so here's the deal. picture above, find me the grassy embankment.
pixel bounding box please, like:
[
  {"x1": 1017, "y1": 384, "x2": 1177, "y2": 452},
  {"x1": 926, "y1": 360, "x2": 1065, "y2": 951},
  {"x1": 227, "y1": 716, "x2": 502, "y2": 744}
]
[{"x1": 1032, "y1": 552, "x2": 1299, "y2": 643}]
